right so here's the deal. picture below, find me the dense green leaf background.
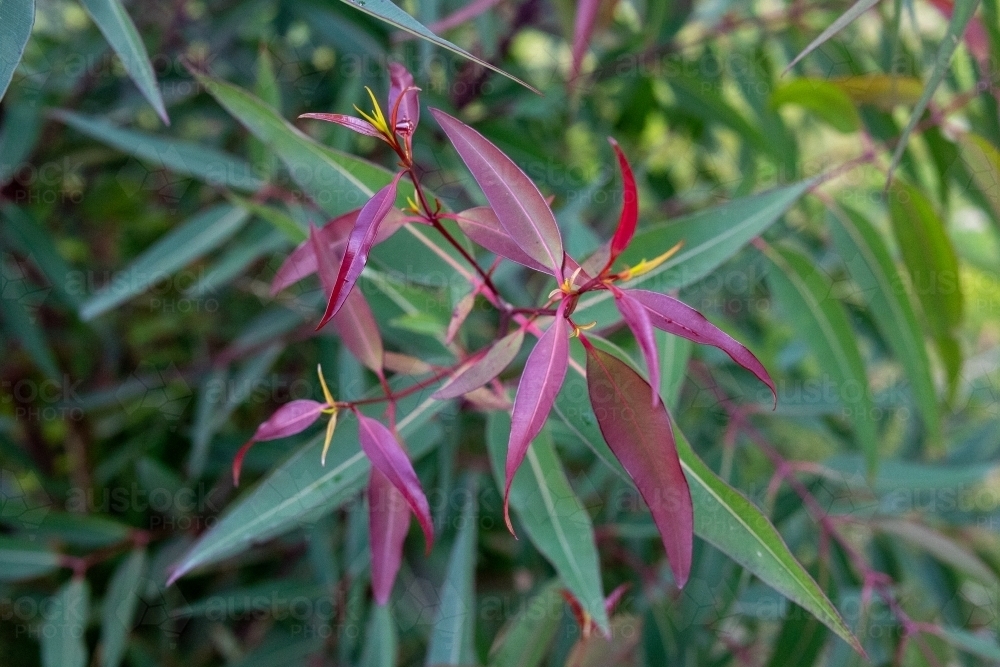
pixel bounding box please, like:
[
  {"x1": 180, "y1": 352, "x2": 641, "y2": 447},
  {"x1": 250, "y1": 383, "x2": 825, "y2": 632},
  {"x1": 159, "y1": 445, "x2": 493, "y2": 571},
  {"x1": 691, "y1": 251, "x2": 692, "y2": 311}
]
[{"x1": 4, "y1": 0, "x2": 1000, "y2": 665}]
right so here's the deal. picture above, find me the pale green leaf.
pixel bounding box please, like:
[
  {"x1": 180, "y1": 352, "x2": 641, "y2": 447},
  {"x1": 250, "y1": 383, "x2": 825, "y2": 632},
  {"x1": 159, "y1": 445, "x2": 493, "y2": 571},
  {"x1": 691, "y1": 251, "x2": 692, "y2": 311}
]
[
  {"x1": 785, "y1": 0, "x2": 879, "y2": 72},
  {"x1": 100, "y1": 548, "x2": 148, "y2": 667},
  {"x1": 488, "y1": 581, "x2": 563, "y2": 667},
  {"x1": 41, "y1": 578, "x2": 90, "y2": 667},
  {"x1": 0, "y1": 0, "x2": 34, "y2": 102},
  {"x1": 0, "y1": 536, "x2": 62, "y2": 581}
]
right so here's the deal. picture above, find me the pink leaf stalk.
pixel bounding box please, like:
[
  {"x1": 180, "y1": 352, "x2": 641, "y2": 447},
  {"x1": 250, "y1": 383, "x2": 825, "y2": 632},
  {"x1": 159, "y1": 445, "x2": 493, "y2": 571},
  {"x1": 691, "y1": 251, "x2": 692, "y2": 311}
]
[
  {"x1": 356, "y1": 413, "x2": 434, "y2": 551},
  {"x1": 232, "y1": 399, "x2": 326, "y2": 485},
  {"x1": 504, "y1": 305, "x2": 569, "y2": 532},
  {"x1": 431, "y1": 108, "x2": 565, "y2": 279},
  {"x1": 433, "y1": 328, "x2": 526, "y2": 399},
  {"x1": 368, "y1": 467, "x2": 411, "y2": 605},
  {"x1": 318, "y1": 172, "x2": 404, "y2": 328},
  {"x1": 613, "y1": 288, "x2": 660, "y2": 405},
  {"x1": 584, "y1": 343, "x2": 692, "y2": 587},
  {"x1": 625, "y1": 289, "x2": 776, "y2": 405}
]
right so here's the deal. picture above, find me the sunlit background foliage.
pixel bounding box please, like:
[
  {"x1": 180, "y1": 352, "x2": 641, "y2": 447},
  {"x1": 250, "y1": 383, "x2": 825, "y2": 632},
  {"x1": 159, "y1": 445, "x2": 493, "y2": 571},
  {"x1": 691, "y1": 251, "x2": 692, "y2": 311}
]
[{"x1": 4, "y1": 0, "x2": 1000, "y2": 665}]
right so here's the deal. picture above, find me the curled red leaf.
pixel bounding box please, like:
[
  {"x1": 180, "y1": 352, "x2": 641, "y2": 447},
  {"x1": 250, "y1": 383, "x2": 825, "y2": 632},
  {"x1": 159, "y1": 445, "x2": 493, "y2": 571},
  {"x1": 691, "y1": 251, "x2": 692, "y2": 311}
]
[
  {"x1": 356, "y1": 413, "x2": 434, "y2": 551},
  {"x1": 504, "y1": 305, "x2": 569, "y2": 532},
  {"x1": 431, "y1": 108, "x2": 565, "y2": 278},
  {"x1": 433, "y1": 328, "x2": 525, "y2": 400},
  {"x1": 232, "y1": 399, "x2": 326, "y2": 485},
  {"x1": 388, "y1": 63, "x2": 420, "y2": 136},
  {"x1": 318, "y1": 173, "x2": 404, "y2": 328},
  {"x1": 607, "y1": 138, "x2": 638, "y2": 263},
  {"x1": 368, "y1": 467, "x2": 410, "y2": 605},
  {"x1": 626, "y1": 289, "x2": 776, "y2": 405},
  {"x1": 584, "y1": 343, "x2": 692, "y2": 587}
]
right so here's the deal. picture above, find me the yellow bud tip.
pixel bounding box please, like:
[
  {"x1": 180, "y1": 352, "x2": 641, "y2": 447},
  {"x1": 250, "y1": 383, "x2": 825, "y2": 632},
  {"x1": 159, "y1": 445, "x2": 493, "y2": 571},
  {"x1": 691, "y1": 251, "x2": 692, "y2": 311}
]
[
  {"x1": 620, "y1": 240, "x2": 684, "y2": 281},
  {"x1": 354, "y1": 86, "x2": 391, "y2": 136},
  {"x1": 317, "y1": 364, "x2": 335, "y2": 406},
  {"x1": 320, "y1": 411, "x2": 338, "y2": 466},
  {"x1": 570, "y1": 321, "x2": 596, "y2": 338}
]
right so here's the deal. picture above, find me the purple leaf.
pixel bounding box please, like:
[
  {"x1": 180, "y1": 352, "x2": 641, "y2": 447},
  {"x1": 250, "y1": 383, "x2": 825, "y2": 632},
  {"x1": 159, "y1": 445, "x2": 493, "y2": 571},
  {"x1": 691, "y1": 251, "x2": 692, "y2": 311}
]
[
  {"x1": 299, "y1": 113, "x2": 383, "y2": 138},
  {"x1": 318, "y1": 173, "x2": 404, "y2": 328},
  {"x1": 368, "y1": 468, "x2": 411, "y2": 605},
  {"x1": 608, "y1": 138, "x2": 638, "y2": 261},
  {"x1": 431, "y1": 108, "x2": 565, "y2": 278},
  {"x1": 613, "y1": 289, "x2": 659, "y2": 405},
  {"x1": 571, "y1": 0, "x2": 602, "y2": 81},
  {"x1": 445, "y1": 290, "x2": 476, "y2": 344},
  {"x1": 455, "y1": 207, "x2": 552, "y2": 274},
  {"x1": 626, "y1": 289, "x2": 776, "y2": 404},
  {"x1": 388, "y1": 63, "x2": 419, "y2": 136},
  {"x1": 232, "y1": 399, "x2": 326, "y2": 485},
  {"x1": 584, "y1": 343, "x2": 692, "y2": 587},
  {"x1": 433, "y1": 328, "x2": 525, "y2": 399},
  {"x1": 504, "y1": 305, "x2": 569, "y2": 531},
  {"x1": 356, "y1": 413, "x2": 434, "y2": 551}
]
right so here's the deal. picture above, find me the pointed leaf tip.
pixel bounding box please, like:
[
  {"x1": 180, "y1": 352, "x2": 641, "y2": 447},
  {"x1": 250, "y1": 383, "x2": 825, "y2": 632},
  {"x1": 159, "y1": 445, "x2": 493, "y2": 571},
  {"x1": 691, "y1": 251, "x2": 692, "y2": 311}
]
[
  {"x1": 232, "y1": 399, "x2": 327, "y2": 485},
  {"x1": 504, "y1": 306, "x2": 570, "y2": 533},
  {"x1": 608, "y1": 138, "x2": 638, "y2": 262},
  {"x1": 357, "y1": 413, "x2": 434, "y2": 551},
  {"x1": 585, "y1": 346, "x2": 693, "y2": 587}
]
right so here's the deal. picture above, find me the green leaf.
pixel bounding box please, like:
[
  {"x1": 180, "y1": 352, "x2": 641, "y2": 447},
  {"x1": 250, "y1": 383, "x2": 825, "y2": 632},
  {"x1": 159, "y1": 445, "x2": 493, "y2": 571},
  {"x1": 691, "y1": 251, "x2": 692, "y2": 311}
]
[
  {"x1": 764, "y1": 603, "x2": 827, "y2": 667},
  {"x1": 574, "y1": 181, "x2": 811, "y2": 324},
  {"x1": 936, "y1": 627, "x2": 1000, "y2": 662},
  {"x1": 887, "y1": 180, "x2": 963, "y2": 393},
  {"x1": 486, "y1": 415, "x2": 609, "y2": 634},
  {"x1": 784, "y1": 0, "x2": 878, "y2": 71},
  {"x1": 337, "y1": 0, "x2": 537, "y2": 93},
  {"x1": 770, "y1": 79, "x2": 860, "y2": 132},
  {"x1": 41, "y1": 577, "x2": 90, "y2": 667},
  {"x1": 361, "y1": 604, "x2": 398, "y2": 667},
  {"x1": 0, "y1": 0, "x2": 34, "y2": 102},
  {"x1": 0, "y1": 536, "x2": 62, "y2": 581},
  {"x1": 100, "y1": 548, "x2": 148, "y2": 667},
  {"x1": 0, "y1": 102, "x2": 42, "y2": 182},
  {"x1": 2, "y1": 205, "x2": 81, "y2": 310},
  {"x1": 656, "y1": 330, "x2": 691, "y2": 413},
  {"x1": 226, "y1": 194, "x2": 307, "y2": 242},
  {"x1": 828, "y1": 204, "x2": 940, "y2": 448},
  {"x1": 887, "y1": 0, "x2": 980, "y2": 181},
  {"x1": 830, "y1": 75, "x2": 924, "y2": 109},
  {"x1": 168, "y1": 384, "x2": 449, "y2": 581},
  {"x1": 0, "y1": 256, "x2": 60, "y2": 378},
  {"x1": 51, "y1": 110, "x2": 263, "y2": 192},
  {"x1": 79, "y1": 204, "x2": 250, "y2": 320},
  {"x1": 425, "y1": 475, "x2": 479, "y2": 666},
  {"x1": 957, "y1": 132, "x2": 1000, "y2": 232},
  {"x1": 763, "y1": 244, "x2": 879, "y2": 474},
  {"x1": 673, "y1": 428, "x2": 862, "y2": 654},
  {"x1": 871, "y1": 519, "x2": 1000, "y2": 586},
  {"x1": 33, "y1": 512, "x2": 131, "y2": 548},
  {"x1": 488, "y1": 580, "x2": 564, "y2": 667},
  {"x1": 78, "y1": 0, "x2": 167, "y2": 122}
]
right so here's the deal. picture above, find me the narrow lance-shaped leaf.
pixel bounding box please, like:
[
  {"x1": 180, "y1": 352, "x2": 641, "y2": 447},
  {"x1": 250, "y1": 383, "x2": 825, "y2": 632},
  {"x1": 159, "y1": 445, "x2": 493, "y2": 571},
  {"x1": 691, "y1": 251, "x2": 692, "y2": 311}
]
[
  {"x1": 232, "y1": 400, "x2": 327, "y2": 485},
  {"x1": 626, "y1": 289, "x2": 776, "y2": 404},
  {"x1": 445, "y1": 290, "x2": 476, "y2": 344},
  {"x1": 431, "y1": 108, "x2": 565, "y2": 278},
  {"x1": 505, "y1": 305, "x2": 570, "y2": 531},
  {"x1": 300, "y1": 112, "x2": 383, "y2": 137},
  {"x1": 79, "y1": 0, "x2": 168, "y2": 122},
  {"x1": 368, "y1": 467, "x2": 411, "y2": 606},
  {"x1": 584, "y1": 342, "x2": 693, "y2": 587},
  {"x1": 455, "y1": 207, "x2": 552, "y2": 273},
  {"x1": 337, "y1": 0, "x2": 537, "y2": 93},
  {"x1": 100, "y1": 548, "x2": 148, "y2": 667},
  {"x1": 356, "y1": 413, "x2": 434, "y2": 550},
  {"x1": 607, "y1": 138, "x2": 638, "y2": 262},
  {"x1": 784, "y1": 0, "x2": 879, "y2": 72},
  {"x1": 41, "y1": 577, "x2": 90, "y2": 667},
  {"x1": 311, "y1": 223, "x2": 385, "y2": 375},
  {"x1": 434, "y1": 329, "x2": 525, "y2": 399},
  {"x1": 319, "y1": 172, "x2": 403, "y2": 327},
  {"x1": 613, "y1": 289, "x2": 659, "y2": 405},
  {"x1": 887, "y1": 0, "x2": 980, "y2": 181}
]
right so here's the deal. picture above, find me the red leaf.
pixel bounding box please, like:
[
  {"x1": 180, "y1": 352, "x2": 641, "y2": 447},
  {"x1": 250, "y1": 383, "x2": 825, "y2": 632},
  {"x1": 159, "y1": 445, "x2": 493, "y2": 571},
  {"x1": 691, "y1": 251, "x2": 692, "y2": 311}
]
[
  {"x1": 608, "y1": 138, "x2": 638, "y2": 262},
  {"x1": 388, "y1": 63, "x2": 419, "y2": 136},
  {"x1": 433, "y1": 328, "x2": 525, "y2": 399},
  {"x1": 333, "y1": 289, "x2": 385, "y2": 376},
  {"x1": 504, "y1": 305, "x2": 569, "y2": 531},
  {"x1": 613, "y1": 289, "x2": 659, "y2": 405},
  {"x1": 571, "y1": 0, "x2": 602, "y2": 81},
  {"x1": 368, "y1": 468, "x2": 411, "y2": 605},
  {"x1": 431, "y1": 108, "x2": 565, "y2": 278},
  {"x1": 445, "y1": 290, "x2": 476, "y2": 344},
  {"x1": 299, "y1": 113, "x2": 383, "y2": 138},
  {"x1": 455, "y1": 207, "x2": 552, "y2": 274},
  {"x1": 356, "y1": 413, "x2": 434, "y2": 551},
  {"x1": 626, "y1": 289, "x2": 776, "y2": 404},
  {"x1": 584, "y1": 344, "x2": 692, "y2": 587},
  {"x1": 318, "y1": 173, "x2": 404, "y2": 328},
  {"x1": 232, "y1": 399, "x2": 326, "y2": 485}
]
